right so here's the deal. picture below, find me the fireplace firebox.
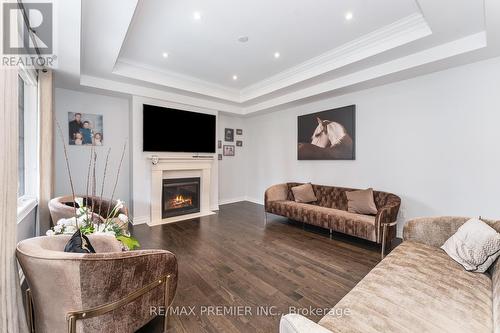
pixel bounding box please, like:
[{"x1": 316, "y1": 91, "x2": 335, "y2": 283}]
[{"x1": 162, "y1": 177, "x2": 200, "y2": 218}]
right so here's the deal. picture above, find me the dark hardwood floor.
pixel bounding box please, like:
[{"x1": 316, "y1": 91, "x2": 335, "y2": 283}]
[{"x1": 134, "y1": 201, "x2": 393, "y2": 333}]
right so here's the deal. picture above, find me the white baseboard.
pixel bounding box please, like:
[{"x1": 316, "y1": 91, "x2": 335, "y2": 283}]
[
  {"x1": 244, "y1": 196, "x2": 264, "y2": 205},
  {"x1": 132, "y1": 215, "x2": 149, "y2": 225},
  {"x1": 219, "y1": 197, "x2": 247, "y2": 205},
  {"x1": 219, "y1": 196, "x2": 264, "y2": 206}
]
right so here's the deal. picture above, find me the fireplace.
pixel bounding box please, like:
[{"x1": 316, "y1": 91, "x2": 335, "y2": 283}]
[{"x1": 162, "y1": 177, "x2": 200, "y2": 218}]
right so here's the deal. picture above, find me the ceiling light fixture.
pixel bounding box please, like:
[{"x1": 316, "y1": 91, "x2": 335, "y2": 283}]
[
  {"x1": 232, "y1": 75, "x2": 238, "y2": 81},
  {"x1": 162, "y1": 52, "x2": 169, "y2": 58},
  {"x1": 345, "y1": 12, "x2": 353, "y2": 21},
  {"x1": 193, "y1": 11, "x2": 202, "y2": 20},
  {"x1": 238, "y1": 36, "x2": 249, "y2": 43},
  {"x1": 274, "y1": 52, "x2": 280, "y2": 59}
]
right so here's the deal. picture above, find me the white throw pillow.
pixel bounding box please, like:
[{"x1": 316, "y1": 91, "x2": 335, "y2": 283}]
[{"x1": 441, "y1": 217, "x2": 500, "y2": 273}]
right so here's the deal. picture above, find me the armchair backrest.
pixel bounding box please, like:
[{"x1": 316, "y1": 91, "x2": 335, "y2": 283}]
[{"x1": 48, "y1": 196, "x2": 128, "y2": 228}]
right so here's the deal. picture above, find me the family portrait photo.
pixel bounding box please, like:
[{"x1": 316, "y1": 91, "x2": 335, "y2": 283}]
[
  {"x1": 68, "y1": 112, "x2": 104, "y2": 146},
  {"x1": 297, "y1": 105, "x2": 355, "y2": 160}
]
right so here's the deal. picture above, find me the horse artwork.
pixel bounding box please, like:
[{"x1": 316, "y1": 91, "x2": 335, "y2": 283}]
[{"x1": 297, "y1": 105, "x2": 355, "y2": 160}]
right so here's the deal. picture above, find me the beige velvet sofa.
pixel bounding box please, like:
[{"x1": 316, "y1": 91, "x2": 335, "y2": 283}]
[
  {"x1": 279, "y1": 216, "x2": 500, "y2": 333},
  {"x1": 16, "y1": 235, "x2": 178, "y2": 333},
  {"x1": 265, "y1": 183, "x2": 401, "y2": 256}
]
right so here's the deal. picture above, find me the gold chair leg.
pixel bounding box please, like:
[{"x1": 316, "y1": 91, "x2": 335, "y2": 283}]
[
  {"x1": 163, "y1": 275, "x2": 172, "y2": 333},
  {"x1": 26, "y1": 289, "x2": 35, "y2": 333},
  {"x1": 67, "y1": 315, "x2": 76, "y2": 333}
]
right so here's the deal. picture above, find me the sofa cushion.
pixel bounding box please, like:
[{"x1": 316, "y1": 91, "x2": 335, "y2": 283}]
[
  {"x1": 441, "y1": 217, "x2": 500, "y2": 273},
  {"x1": 345, "y1": 188, "x2": 377, "y2": 215},
  {"x1": 267, "y1": 201, "x2": 376, "y2": 241},
  {"x1": 291, "y1": 183, "x2": 318, "y2": 203},
  {"x1": 318, "y1": 241, "x2": 493, "y2": 333}
]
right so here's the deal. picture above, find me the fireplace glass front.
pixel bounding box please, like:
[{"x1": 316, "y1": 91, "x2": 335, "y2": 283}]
[{"x1": 162, "y1": 177, "x2": 200, "y2": 218}]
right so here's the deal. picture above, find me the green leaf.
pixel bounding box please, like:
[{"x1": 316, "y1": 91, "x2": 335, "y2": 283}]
[{"x1": 116, "y1": 235, "x2": 141, "y2": 250}]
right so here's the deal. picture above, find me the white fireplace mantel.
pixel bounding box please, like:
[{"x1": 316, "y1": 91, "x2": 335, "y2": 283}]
[{"x1": 150, "y1": 157, "x2": 215, "y2": 225}]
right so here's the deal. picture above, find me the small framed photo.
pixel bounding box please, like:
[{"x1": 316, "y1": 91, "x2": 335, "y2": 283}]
[
  {"x1": 223, "y1": 145, "x2": 235, "y2": 156},
  {"x1": 218, "y1": 140, "x2": 222, "y2": 149},
  {"x1": 224, "y1": 128, "x2": 234, "y2": 142},
  {"x1": 236, "y1": 140, "x2": 243, "y2": 147},
  {"x1": 68, "y1": 112, "x2": 104, "y2": 146},
  {"x1": 236, "y1": 129, "x2": 243, "y2": 135},
  {"x1": 218, "y1": 154, "x2": 222, "y2": 160}
]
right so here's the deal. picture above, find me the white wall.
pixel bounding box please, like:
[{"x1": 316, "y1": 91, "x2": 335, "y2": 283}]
[
  {"x1": 54, "y1": 88, "x2": 131, "y2": 205},
  {"x1": 131, "y1": 96, "x2": 219, "y2": 224},
  {"x1": 218, "y1": 114, "x2": 247, "y2": 204},
  {"x1": 245, "y1": 57, "x2": 500, "y2": 234}
]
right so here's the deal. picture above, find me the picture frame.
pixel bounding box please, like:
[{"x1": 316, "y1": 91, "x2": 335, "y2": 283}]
[
  {"x1": 236, "y1": 129, "x2": 243, "y2": 135},
  {"x1": 218, "y1": 140, "x2": 222, "y2": 149},
  {"x1": 218, "y1": 154, "x2": 222, "y2": 160},
  {"x1": 224, "y1": 128, "x2": 234, "y2": 142},
  {"x1": 68, "y1": 112, "x2": 104, "y2": 146},
  {"x1": 223, "y1": 145, "x2": 235, "y2": 156},
  {"x1": 236, "y1": 140, "x2": 243, "y2": 147},
  {"x1": 297, "y1": 105, "x2": 356, "y2": 160}
]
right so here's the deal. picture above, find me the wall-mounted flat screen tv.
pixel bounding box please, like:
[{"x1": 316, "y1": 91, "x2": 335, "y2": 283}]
[{"x1": 143, "y1": 104, "x2": 216, "y2": 153}]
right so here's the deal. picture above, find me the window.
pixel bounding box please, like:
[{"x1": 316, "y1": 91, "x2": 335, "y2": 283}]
[
  {"x1": 18, "y1": 75, "x2": 25, "y2": 197},
  {"x1": 17, "y1": 67, "x2": 39, "y2": 222}
]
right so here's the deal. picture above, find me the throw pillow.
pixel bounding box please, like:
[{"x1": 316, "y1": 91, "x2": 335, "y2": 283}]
[
  {"x1": 291, "y1": 183, "x2": 317, "y2": 203},
  {"x1": 346, "y1": 188, "x2": 378, "y2": 215},
  {"x1": 64, "y1": 230, "x2": 96, "y2": 253},
  {"x1": 441, "y1": 217, "x2": 500, "y2": 273}
]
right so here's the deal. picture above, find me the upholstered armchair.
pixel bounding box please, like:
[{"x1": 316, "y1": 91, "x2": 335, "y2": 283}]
[
  {"x1": 48, "y1": 195, "x2": 129, "y2": 228},
  {"x1": 16, "y1": 235, "x2": 178, "y2": 333}
]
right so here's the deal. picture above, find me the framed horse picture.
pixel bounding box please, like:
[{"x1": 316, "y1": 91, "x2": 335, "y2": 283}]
[{"x1": 297, "y1": 105, "x2": 355, "y2": 160}]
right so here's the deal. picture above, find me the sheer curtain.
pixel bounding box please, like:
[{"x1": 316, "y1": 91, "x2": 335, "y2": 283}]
[
  {"x1": 38, "y1": 69, "x2": 54, "y2": 234},
  {"x1": 0, "y1": 68, "x2": 28, "y2": 332}
]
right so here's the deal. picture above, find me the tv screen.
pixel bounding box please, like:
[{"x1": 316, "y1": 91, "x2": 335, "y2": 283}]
[{"x1": 143, "y1": 104, "x2": 216, "y2": 153}]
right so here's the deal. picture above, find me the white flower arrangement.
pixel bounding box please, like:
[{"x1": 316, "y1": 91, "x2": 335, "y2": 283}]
[{"x1": 47, "y1": 197, "x2": 139, "y2": 250}]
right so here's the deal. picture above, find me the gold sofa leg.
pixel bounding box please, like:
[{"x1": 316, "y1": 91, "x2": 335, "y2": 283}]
[{"x1": 381, "y1": 221, "x2": 398, "y2": 259}]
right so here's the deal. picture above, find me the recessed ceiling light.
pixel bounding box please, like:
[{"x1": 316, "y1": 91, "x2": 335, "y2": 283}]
[
  {"x1": 162, "y1": 52, "x2": 169, "y2": 58},
  {"x1": 345, "y1": 12, "x2": 353, "y2": 21},
  {"x1": 274, "y1": 52, "x2": 280, "y2": 59},
  {"x1": 232, "y1": 75, "x2": 238, "y2": 81},
  {"x1": 193, "y1": 11, "x2": 202, "y2": 20}
]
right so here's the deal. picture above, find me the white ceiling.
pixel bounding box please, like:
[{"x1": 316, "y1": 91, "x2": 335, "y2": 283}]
[
  {"x1": 119, "y1": 0, "x2": 419, "y2": 89},
  {"x1": 55, "y1": 0, "x2": 500, "y2": 115}
]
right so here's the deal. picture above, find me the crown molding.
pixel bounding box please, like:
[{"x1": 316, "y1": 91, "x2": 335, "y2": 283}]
[
  {"x1": 239, "y1": 13, "x2": 432, "y2": 102},
  {"x1": 80, "y1": 74, "x2": 243, "y2": 114},
  {"x1": 241, "y1": 32, "x2": 488, "y2": 114},
  {"x1": 113, "y1": 59, "x2": 241, "y2": 102},
  {"x1": 80, "y1": 32, "x2": 487, "y2": 117},
  {"x1": 112, "y1": 13, "x2": 431, "y2": 104}
]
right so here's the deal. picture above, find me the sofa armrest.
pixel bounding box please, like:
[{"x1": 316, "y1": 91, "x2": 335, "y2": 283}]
[
  {"x1": 264, "y1": 183, "x2": 288, "y2": 211},
  {"x1": 403, "y1": 216, "x2": 470, "y2": 248},
  {"x1": 280, "y1": 314, "x2": 333, "y2": 333},
  {"x1": 375, "y1": 200, "x2": 400, "y2": 243}
]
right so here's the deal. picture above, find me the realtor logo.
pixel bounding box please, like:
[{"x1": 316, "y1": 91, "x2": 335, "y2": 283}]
[{"x1": 3, "y1": 2, "x2": 53, "y2": 55}]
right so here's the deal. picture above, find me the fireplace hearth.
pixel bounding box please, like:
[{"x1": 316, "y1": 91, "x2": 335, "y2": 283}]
[{"x1": 162, "y1": 177, "x2": 200, "y2": 218}]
